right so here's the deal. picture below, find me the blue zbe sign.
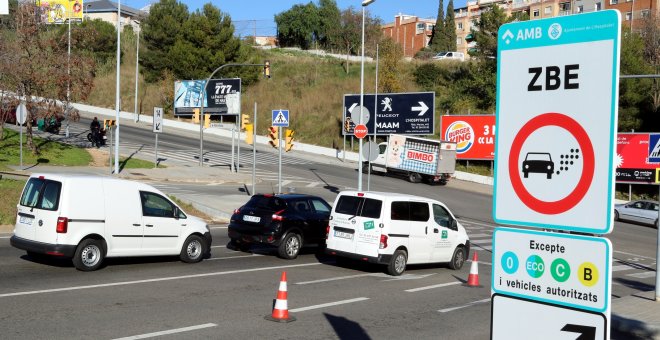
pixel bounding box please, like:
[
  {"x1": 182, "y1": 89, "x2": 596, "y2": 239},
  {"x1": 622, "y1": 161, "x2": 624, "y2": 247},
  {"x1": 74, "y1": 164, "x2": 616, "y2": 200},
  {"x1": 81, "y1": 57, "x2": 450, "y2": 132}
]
[{"x1": 343, "y1": 92, "x2": 435, "y2": 136}]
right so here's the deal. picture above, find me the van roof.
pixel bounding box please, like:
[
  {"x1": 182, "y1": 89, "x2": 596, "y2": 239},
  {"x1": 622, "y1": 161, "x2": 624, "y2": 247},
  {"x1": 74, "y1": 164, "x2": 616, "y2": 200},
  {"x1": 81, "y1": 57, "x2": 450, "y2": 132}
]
[
  {"x1": 338, "y1": 191, "x2": 434, "y2": 201},
  {"x1": 29, "y1": 173, "x2": 156, "y2": 190}
]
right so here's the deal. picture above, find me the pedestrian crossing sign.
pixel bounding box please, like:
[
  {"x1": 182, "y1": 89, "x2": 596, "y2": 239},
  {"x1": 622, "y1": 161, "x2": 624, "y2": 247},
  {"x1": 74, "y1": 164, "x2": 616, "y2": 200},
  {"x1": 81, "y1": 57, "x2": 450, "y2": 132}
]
[
  {"x1": 649, "y1": 133, "x2": 660, "y2": 163},
  {"x1": 272, "y1": 110, "x2": 289, "y2": 127}
]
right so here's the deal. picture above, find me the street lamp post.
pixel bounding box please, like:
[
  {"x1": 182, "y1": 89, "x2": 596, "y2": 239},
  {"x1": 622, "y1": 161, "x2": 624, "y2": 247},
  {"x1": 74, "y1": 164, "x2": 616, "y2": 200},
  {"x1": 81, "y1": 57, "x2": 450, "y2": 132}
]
[
  {"x1": 358, "y1": 0, "x2": 375, "y2": 192},
  {"x1": 134, "y1": 20, "x2": 140, "y2": 123},
  {"x1": 114, "y1": 0, "x2": 121, "y2": 174}
]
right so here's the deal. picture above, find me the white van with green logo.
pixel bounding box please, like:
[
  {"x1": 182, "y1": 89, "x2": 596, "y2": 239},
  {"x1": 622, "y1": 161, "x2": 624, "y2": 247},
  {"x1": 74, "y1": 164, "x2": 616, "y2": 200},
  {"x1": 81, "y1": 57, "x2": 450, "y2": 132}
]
[{"x1": 325, "y1": 191, "x2": 470, "y2": 275}]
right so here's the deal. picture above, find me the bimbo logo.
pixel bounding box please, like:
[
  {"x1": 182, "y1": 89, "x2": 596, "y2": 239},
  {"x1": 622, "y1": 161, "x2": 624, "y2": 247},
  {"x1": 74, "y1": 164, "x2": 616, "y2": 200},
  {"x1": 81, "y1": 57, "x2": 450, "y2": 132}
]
[
  {"x1": 406, "y1": 150, "x2": 435, "y2": 164},
  {"x1": 445, "y1": 121, "x2": 474, "y2": 154}
]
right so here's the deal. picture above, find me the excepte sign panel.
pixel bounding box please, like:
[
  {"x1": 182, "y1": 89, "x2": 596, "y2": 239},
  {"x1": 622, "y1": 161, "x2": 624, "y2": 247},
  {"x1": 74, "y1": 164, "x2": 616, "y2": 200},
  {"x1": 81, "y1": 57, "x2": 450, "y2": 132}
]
[{"x1": 493, "y1": 11, "x2": 621, "y2": 234}]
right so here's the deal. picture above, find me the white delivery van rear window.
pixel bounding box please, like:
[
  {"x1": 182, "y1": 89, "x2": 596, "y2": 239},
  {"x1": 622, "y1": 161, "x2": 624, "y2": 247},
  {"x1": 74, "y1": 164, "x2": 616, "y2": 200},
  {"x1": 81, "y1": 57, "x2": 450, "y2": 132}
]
[
  {"x1": 335, "y1": 196, "x2": 382, "y2": 219},
  {"x1": 20, "y1": 178, "x2": 62, "y2": 211}
]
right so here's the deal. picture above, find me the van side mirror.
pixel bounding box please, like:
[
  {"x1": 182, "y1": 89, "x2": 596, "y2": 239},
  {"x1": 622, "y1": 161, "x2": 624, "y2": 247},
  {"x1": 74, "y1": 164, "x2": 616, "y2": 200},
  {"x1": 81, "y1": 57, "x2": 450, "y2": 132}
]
[{"x1": 451, "y1": 219, "x2": 458, "y2": 230}]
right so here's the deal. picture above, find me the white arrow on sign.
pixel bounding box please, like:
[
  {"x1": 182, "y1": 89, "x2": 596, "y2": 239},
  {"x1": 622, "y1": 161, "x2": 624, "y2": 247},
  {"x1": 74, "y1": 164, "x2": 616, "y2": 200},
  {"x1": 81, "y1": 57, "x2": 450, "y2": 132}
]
[
  {"x1": 349, "y1": 103, "x2": 358, "y2": 114},
  {"x1": 412, "y1": 101, "x2": 429, "y2": 116}
]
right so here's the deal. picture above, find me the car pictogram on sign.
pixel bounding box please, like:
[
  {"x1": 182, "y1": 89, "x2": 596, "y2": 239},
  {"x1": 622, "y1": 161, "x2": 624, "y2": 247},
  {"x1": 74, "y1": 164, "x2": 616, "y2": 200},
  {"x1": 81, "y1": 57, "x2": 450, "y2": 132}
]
[{"x1": 523, "y1": 152, "x2": 554, "y2": 179}]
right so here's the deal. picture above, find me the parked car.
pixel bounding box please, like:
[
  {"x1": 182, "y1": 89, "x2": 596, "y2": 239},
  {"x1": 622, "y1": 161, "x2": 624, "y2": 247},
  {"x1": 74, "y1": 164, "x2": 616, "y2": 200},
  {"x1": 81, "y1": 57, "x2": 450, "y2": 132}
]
[
  {"x1": 432, "y1": 51, "x2": 465, "y2": 61},
  {"x1": 325, "y1": 191, "x2": 470, "y2": 276},
  {"x1": 614, "y1": 200, "x2": 659, "y2": 228},
  {"x1": 10, "y1": 174, "x2": 212, "y2": 271},
  {"x1": 228, "y1": 194, "x2": 332, "y2": 259}
]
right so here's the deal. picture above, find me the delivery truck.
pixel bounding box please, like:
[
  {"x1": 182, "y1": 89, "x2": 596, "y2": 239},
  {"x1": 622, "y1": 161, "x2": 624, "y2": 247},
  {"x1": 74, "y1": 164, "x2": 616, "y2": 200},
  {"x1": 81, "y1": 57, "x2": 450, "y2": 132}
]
[{"x1": 364, "y1": 134, "x2": 457, "y2": 185}]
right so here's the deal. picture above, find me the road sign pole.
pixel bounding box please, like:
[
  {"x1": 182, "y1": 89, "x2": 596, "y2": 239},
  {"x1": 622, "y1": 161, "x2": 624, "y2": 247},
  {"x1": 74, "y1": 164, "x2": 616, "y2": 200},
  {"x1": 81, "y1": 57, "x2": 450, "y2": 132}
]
[
  {"x1": 252, "y1": 102, "x2": 257, "y2": 196},
  {"x1": 278, "y1": 127, "x2": 282, "y2": 194},
  {"x1": 154, "y1": 133, "x2": 158, "y2": 169},
  {"x1": 231, "y1": 127, "x2": 235, "y2": 172},
  {"x1": 237, "y1": 116, "x2": 241, "y2": 173},
  {"x1": 19, "y1": 124, "x2": 22, "y2": 169}
]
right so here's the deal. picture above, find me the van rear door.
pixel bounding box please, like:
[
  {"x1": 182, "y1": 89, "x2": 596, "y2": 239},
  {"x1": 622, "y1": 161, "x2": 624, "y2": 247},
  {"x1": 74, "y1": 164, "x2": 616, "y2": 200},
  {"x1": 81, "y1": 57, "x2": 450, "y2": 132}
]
[
  {"x1": 15, "y1": 177, "x2": 62, "y2": 244},
  {"x1": 330, "y1": 195, "x2": 382, "y2": 257}
]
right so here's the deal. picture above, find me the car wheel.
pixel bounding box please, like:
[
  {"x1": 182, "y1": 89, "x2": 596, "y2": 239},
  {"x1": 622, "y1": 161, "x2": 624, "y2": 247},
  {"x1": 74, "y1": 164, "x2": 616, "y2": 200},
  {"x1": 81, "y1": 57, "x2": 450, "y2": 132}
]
[
  {"x1": 87, "y1": 133, "x2": 93, "y2": 143},
  {"x1": 73, "y1": 239, "x2": 105, "y2": 271},
  {"x1": 449, "y1": 246, "x2": 466, "y2": 270},
  {"x1": 387, "y1": 249, "x2": 407, "y2": 276},
  {"x1": 180, "y1": 235, "x2": 205, "y2": 263},
  {"x1": 408, "y1": 172, "x2": 422, "y2": 183},
  {"x1": 614, "y1": 210, "x2": 619, "y2": 221},
  {"x1": 278, "y1": 233, "x2": 302, "y2": 259}
]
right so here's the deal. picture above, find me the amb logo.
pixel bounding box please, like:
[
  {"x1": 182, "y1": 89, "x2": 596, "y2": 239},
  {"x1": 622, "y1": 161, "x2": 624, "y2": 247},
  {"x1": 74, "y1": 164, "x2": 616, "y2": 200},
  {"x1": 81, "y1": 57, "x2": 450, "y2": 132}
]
[{"x1": 445, "y1": 121, "x2": 474, "y2": 154}]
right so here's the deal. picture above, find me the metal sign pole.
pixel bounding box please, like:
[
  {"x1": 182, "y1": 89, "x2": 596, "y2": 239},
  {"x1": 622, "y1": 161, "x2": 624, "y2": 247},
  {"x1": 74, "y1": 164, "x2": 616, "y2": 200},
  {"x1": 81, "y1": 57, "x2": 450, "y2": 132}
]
[
  {"x1": 231, "y1": 127, "x2": 235, "y2": 172},
  {"x1": 109, "y1": 126, "x2": 113, "y2": 174},
  {"x1": 19, "y1": 124, "x2": 22, "y2": 169},
  {"x1": 278, "y1": 127, "x2": 282, "y2": 194},
  {"x1": 252, "y1": 102, "x2": 257, "y2": 196},
  {"x1": 154, "y1": 133, "x2": 158, "y2": 168},
  {"x1": 237, "y1": 115, "x2": 241, "y2": 173}
]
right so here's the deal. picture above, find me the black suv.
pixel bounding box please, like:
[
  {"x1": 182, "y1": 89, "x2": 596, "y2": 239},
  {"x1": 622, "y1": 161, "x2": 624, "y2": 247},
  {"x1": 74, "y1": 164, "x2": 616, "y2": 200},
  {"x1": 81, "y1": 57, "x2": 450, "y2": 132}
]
[{"x1": 228, "y1": 194, "x2": 332, "y2": 259}]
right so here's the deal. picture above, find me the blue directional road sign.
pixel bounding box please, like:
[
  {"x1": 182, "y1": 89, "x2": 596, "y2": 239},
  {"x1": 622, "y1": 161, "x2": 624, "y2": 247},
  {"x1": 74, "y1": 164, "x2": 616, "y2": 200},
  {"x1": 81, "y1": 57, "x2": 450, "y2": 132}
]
[
  {"x1": 272, "y1": 110, "x2": 290, "y2": 127},
  {"x1": 343, "y1": 92, "x2": 434, "y2": 136},
  {"x1": 649, "y1": 133, "x2": 660, "y2": 163}
]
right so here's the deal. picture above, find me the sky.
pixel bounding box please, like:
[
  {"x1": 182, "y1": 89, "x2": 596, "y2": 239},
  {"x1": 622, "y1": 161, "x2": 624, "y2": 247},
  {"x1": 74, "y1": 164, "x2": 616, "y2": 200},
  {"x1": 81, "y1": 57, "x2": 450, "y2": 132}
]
[{"x1": 116, "y1": 0, "x2": 464, "y2": 36}]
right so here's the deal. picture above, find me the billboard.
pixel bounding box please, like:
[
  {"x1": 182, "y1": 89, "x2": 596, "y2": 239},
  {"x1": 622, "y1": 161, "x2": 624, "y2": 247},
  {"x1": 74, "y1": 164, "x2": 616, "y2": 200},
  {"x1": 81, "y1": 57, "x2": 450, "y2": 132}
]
[
  {"x1": 616, "y1": 133, "x2": 660, "y2": 184},
  {"x1": 38, "y1": 0, "x2": 84, "y2": 23},
  {"x1": 441, "y1": 115, "x2": 495, "y2": 160},
  {"x1": 175, "y1": 80, "x2": 240, "y2": 116}
]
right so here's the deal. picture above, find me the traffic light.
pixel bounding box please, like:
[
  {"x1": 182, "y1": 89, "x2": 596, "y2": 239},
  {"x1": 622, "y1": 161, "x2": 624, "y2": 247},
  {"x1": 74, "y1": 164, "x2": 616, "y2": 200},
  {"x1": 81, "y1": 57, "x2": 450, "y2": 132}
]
[
  {"x1": 268, "y1": 126, "x2": 279, "y2": 148},
  {"x1": 241, "y1": 114, "x2": 250, "y2": 130},
  {"x1": 245, "y1": 124, "x2": 254, "y2": 145},
  {"x1": 285, "y1": 129, "x2": 294, "y2": 152},
  {"x1": 264, "y1": 60, "x2": 271, "y2": 79},
  {"x1": 344, "y1": 118, "x2": 352, "y2": 133},
  {"x1": 193, "y1": 108, "x2": 200, "y2": 123},
  {"x1": 103, "y1": 119, "x2": 115, "y2": 130}
]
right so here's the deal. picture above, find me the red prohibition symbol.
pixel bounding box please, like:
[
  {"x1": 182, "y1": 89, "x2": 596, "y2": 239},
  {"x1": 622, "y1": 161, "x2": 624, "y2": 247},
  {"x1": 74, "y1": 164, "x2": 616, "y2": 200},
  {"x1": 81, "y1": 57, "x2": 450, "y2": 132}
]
[{"x1": 508, "y1": 112, "x2": 595, "y2": 215}]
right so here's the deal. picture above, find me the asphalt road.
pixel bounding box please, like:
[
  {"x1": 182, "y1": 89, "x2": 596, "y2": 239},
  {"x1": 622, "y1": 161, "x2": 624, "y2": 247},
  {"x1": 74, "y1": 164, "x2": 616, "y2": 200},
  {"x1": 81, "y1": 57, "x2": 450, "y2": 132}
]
[{"x1": 3, "y1": 113, "x2": 657, "y2": 338}]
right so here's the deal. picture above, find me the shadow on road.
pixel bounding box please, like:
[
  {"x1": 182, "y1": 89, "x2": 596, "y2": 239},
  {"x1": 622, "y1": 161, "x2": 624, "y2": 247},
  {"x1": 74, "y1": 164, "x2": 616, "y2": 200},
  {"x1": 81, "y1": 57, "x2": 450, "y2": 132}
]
[{"x1": 324, "y1": 313, "x2": 372, "y2": 340}]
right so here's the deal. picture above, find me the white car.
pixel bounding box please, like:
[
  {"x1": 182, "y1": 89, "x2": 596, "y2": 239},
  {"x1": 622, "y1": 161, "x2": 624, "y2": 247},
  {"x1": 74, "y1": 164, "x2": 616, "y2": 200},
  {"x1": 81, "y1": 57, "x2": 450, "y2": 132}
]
[
  {"x1": 326, "y1": 191, "x2": 470, "y2": 276},
  {"x1": 614, "y1": 200, "x2": 659, "y2": 228},
  {"x1": 432, "y1": 51, "x2": 465, "y2": 61},
  {"x1": 11, "y1": 174, "x2": 212, "y2": 271}
]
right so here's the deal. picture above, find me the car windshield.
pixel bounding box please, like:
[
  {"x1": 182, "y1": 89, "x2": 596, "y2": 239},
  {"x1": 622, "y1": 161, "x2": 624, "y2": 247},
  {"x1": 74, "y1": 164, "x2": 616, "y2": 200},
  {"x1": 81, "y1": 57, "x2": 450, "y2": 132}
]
[{"x1": 525, "y1": 153, "x2": 551, "y2": 161}]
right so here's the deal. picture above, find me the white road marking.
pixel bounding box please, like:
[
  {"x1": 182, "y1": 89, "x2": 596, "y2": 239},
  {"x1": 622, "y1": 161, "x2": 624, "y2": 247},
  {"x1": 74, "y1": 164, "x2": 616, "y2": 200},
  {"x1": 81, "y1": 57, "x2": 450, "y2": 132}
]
[
  {"x1": 626, "y1": 272, "x2": 656, "y2": 279},
  {"x1": 405, "y1": 281, "x2": 462, "y2": 292},
  {"x1": 438, "y1": 298, "x2": 491, "y2": 313},
  {"x1": 206, "y1": 254, "x2": 264, "y2": 261},
  {"x1": 468, "y1": 259, "x2": 492, "y2": 266},
  {"x1": 611, "y1": 264, "x2": 635, "y2": 272},
  {"x1": 296, "y1": 273, "x2": 385, "y2": 285},
  {"x1": 289, "y1": 297, "x2": 370, "y2": 313},
  {"x1": 470, "y1": 238, "x2": 493, "y2": 243},
  {"x1": 112, "y1": 323, "x2": 217, "y2": 340},
  {"x1": 475, "y1": 245, "x2": 492, "y2": 250},
  {"x1": 614, "y1": 250, "x2": 656, "y2": 261},
  {"x1": 210, "y1": 226, "x2": 227, "y2": 229},
  {"x1": 210, "y1": 245, "x2": 226, "y2": 248},
  {"x1": 281, "y1": 180, "x2": 293, "y2": 186},
  {"x1": 468, "y1": 233, "x2": 491, "y2": 238},
  {"x1": 0, "y1": 236, "x2": 11, "y2": 239},
  {"x1": 305, "y1": 182, "x2": 321, "y2": 188},
  {"x1": 0, "y1": 262, "x2": 322, "y2": 299},
  {"x1": 458, "y1": 219, "x2": 499, "y2": 228}
]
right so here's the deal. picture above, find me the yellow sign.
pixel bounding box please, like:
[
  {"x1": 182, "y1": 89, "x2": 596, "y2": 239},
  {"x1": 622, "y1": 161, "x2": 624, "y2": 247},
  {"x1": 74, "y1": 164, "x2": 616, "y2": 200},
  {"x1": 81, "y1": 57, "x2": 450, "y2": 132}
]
[
  {"x1": 656, "y1": 168, "x2": 660, "y2": 184},
  {"x1": 38, "y1": 0, "x2": 84, "y2": 23}
]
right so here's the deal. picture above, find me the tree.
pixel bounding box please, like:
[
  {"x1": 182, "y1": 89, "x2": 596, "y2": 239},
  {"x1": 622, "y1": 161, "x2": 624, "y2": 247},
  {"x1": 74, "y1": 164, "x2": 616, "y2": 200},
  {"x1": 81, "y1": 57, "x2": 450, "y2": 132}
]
[
  {"x1": 379, "y1": 38, "x2": 404, "y2": 93},
  {"x1": 318, "y1": 0, "x2": 341, "y2": 51},
  {"x1": 141, "y1": 0, "x2": 189, "y2": 82},
  {"x1": 337, "y1": 7, "x2": 381, "y2": 73},
  {"x1": 469, "y1": 5, "x2": 509, "y2": 61},
  {"x1": 275, "y1": 3, "x2": 319, "y2": 49},
  {"x1": 443, "y1": 0, "x2": 457, "y2": 52},
  {"x1": 62, "y1": 19, "x2": 118, "y2": 65},
  {"x1": 428, "y1": 0, "x2": 445, "y2": 52}
]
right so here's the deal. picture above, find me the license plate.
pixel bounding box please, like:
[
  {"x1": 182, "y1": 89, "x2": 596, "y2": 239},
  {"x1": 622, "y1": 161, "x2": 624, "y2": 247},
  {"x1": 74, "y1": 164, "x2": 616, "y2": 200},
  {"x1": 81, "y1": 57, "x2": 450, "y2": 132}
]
[
  {"x1": 243, "y1": 215, "x2": 261, "y2": 223},
  {"x1": 19, "y1": 216, "x2": 33, "y2": 225},
  {"x1": 334, "y1": 230, "x2": 353, "y2": 240}
]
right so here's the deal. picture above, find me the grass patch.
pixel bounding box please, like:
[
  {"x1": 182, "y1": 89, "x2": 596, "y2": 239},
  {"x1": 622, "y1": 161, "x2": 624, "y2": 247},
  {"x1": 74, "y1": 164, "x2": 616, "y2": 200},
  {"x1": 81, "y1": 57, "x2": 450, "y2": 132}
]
[
  {"x1": 117, "y1": 157, "x2": 166, "y2": 170},
  {"x1": 455, "y1": 160, "x2": 494, "y2": 176},
  {"x1": 168, "y1": 195, "x2": 214, "y2": 222},
  {"x1": 0, "y1": 178, "x2": 26, "y2": 225},
  {"x1": 0, "y1": 129, "x2": 91, "y2": 168}
]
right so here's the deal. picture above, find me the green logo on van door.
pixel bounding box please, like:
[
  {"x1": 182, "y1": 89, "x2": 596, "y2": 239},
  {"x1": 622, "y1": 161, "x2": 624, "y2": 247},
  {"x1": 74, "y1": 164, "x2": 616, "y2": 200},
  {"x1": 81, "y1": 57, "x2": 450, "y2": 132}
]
[
  {"x1": 442, "y1": 230, "x2": 448, "y2": 239},
  {"x1": 364, "y1": 221, "x2": 375, "y2": 230}
]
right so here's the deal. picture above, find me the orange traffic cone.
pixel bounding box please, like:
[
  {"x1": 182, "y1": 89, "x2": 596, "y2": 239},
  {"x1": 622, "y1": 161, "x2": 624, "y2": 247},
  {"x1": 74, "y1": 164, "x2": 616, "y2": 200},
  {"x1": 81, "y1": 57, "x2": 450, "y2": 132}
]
[
  {"x1": 465, "y1": 251, "x2": 483, "y2": 288},
  {"x1": 265, "y1": 271, "x2": 296, "y2": 323}
]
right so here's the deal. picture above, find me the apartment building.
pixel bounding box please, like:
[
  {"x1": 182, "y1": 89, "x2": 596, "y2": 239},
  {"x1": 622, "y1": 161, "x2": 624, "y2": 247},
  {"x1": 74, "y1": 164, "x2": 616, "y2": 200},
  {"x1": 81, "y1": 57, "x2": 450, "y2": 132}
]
[
  {"x1": 382, "y1": 14, "x2": 436, "y2": 58},
  {"x1": 606, "y1": 0, "x2": 658, "y2": 30}
]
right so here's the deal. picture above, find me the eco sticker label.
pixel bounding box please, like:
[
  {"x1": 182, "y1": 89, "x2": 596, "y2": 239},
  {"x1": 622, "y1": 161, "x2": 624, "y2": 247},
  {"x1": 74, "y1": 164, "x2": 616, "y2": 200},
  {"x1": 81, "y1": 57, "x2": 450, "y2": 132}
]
[
  {"x1": 442, "y1": 230, "x2": 448, "y2": 239},
  {"x1": 363, "y1": 221, "x2": 375, "y2": 230}
]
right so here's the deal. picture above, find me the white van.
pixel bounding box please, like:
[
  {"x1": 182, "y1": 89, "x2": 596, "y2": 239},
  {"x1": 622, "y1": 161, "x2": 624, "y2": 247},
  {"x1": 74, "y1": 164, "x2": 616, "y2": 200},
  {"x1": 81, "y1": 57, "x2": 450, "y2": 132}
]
[
  {"x1": 432, "y1": 51, "x2": 465, "y2": 61},
  {"x1": 10, "y1": 174, "x2": 212, "y2": 271},
  {"x1": 325, "y1": 191, "x2": 470, "y2": 276}
]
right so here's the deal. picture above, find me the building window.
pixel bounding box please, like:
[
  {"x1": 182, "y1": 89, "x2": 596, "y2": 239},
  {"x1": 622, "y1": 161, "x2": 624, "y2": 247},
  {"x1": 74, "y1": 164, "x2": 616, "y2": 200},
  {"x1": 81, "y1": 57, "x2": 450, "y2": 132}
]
[
  {"x1": 416, "y1": 23, "x2": 425, "y2": 34},
  {"x1": 458, "y1": 22, "x2": 463, "y2": 30},
  {"x1": 641, "y1": 10, "x2": 650, "y2": 18},
  {"x1": 427, "y1": 23, "x2": 434, "y2": 31},
  {"x1": 533, "y1": 9, "x2": 540, "y2": 17},
  {"x1": 625, "y1": 11, "x2": 632, "y2": 20},
  {"x1": 595, "y1": 2, "x2": 602, "y2": 10},
  {"x1": 559, "y1": 2, "x2": 571, "y2": 11},
  {"x1": 457, "y1": 37, "x2": 463, "y2": 45},
  {"x1": 576, "y1": 5, "x2": 583, "y2": 12},
  {"x1": 544, "y1": 6, "x2": 552, "y2": 14},
  {"x1": 610, "y1": 0, "x2": 617, "y2": 4}
]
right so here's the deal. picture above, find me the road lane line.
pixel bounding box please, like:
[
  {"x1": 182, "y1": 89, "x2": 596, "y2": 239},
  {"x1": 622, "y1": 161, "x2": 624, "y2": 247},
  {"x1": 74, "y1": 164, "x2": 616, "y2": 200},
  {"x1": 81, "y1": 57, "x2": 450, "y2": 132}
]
[
  {"x1": 470, "y1": 238, "x2": 493, "y2": 243},
  {"x1": 468, "y1": 259, "x2": 492, "y2": 266},
  {"x1": 112, "y1": 323, "x2": 217, "y2": 340},
  {"x1": 0, "y1": 262, "x2": 323, "y2": 299},
  {"x1": 295, "y1": 273, "x2": 384, "y2": 285},
  {"x1": 206, "y1": 254, "x2": 263, "y2": 261},
  {"x1": 626, "y1": 272, "x2": 656, "y2": 279},
  {"x1": 458, "y1": 219, "x2": 499, "y2": 228},
  {"x1": 467, "y1": 233, "x2": 491, "y2": 238},
  {"x1": 0, "y1": 236, "x2": 10, "y2": 239},
  {"x1": 405, "y1": 281, "x2": 462, "y2": 292},
  {"x1": 210, "y1": 226, "x2": 227, "y2": 229},
  {"x1": 289, "y1": 297, "x2": 370, "y2": 313},
  {"x1": 210, "y1": 245, "x2": 226, "y2": 248},
  {"x1": 614, "y1": 250, "x2": 656, "y2": 261},
  {"x1": 611, "y1": 264, "x2": 635, "y2": 272},
  {"x1": 438, "y1": 298, "x2": 490, "y2": 313}
]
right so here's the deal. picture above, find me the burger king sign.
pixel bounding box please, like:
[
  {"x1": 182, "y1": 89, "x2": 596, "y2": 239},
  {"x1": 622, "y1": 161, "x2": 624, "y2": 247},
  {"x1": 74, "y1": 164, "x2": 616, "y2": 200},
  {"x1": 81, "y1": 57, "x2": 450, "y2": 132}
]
[{"x1": 441, "y1": 115, "x2": 495, "y2": 160}]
